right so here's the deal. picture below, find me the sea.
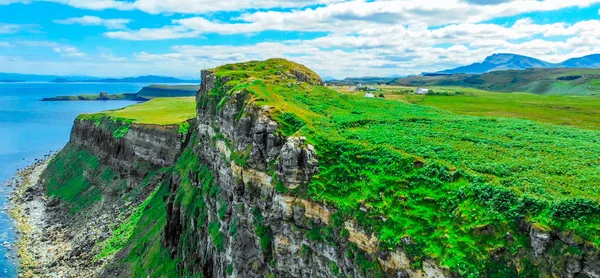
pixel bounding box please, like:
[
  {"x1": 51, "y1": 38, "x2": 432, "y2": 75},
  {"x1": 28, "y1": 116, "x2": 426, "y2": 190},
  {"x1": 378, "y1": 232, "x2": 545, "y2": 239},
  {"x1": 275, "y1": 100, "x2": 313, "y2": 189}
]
[{"x1": 0, "y1": 82, "x2": 147, "y2": 277}]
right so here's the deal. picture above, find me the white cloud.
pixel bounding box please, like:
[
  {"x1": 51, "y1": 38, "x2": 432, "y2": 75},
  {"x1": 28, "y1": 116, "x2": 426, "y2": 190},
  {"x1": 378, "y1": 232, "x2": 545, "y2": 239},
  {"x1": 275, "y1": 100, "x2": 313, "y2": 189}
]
[
  {"x1": 11, "y1": 41, "x2": 88, "y2": 58},
  {"x1": 100, "y1": 52, "x2": 127, "y2": 62},
  {"x1": 53, "y1": 46, "x2": 86, "y2": 57},
  {"x1": 0, "y1": 22, "x2": 38, "y2": 34},
  {"x1": 1, "y1": 0, "x2": 343, "y2": 13},
  {"x1": 0, "y1": 42, "x2": 13, "y2": 47},
  {"x1": 54, "y1": 15, "x2": 131, "y2": 29},
  {"x1": 3, "y1": 0, "x2": 600, "y2": 77}
]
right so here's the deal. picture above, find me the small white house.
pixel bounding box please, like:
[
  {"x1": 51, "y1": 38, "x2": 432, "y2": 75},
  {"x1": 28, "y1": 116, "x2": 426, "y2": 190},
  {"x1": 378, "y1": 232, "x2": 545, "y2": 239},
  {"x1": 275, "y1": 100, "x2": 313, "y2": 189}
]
[
  {"x1": 364, "y1": 92, "x2": 376, "y2": 98},
  {"x1": 415, "y1": 88, "x2": 429, "y2": 95},
  {"x1": 348, "y1": 86, "x2": 357, "y2": 92}
]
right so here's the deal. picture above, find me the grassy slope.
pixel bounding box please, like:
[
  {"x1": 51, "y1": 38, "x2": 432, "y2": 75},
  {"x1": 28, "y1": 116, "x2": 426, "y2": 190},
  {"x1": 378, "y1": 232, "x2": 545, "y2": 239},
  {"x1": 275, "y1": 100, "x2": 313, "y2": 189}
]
[
  {"x1": 209, "y1": 59, "x2": 600, "y2": 276},
  {"x1": 393, "y1": 68, "x2": 600, "y2": 95},
  {"x1": 335, "y1": 85, "x2": 600, "y2": 131}
]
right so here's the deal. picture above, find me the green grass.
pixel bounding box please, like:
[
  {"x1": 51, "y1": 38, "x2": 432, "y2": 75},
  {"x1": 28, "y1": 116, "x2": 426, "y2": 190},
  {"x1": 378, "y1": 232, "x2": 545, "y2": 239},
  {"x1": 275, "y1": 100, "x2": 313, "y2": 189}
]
[
  {"x1": 343, "y1": 86, "x2": 600, "y2": 131},
  {"x1": 103, "y1": 97, "x2": 196, "y2": 125},
  {"x1": 43, "y1": 144, "x2": 107, "y2": 214},
  {"x1": 97, "y1": 184, "x2": 161, "y2": 259},
  {"x1": 206, "y1": 59, "x2": 600, "y2": 275},
  {"x1": 115, "y1": 179, "x2": 181, "y2": 277}
]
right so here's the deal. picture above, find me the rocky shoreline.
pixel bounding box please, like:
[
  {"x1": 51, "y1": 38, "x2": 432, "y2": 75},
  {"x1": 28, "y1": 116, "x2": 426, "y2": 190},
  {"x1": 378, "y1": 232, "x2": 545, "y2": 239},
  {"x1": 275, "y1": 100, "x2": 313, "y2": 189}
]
[{"x1": 8, "y1": 156, "x2": 99, "y2": 278}]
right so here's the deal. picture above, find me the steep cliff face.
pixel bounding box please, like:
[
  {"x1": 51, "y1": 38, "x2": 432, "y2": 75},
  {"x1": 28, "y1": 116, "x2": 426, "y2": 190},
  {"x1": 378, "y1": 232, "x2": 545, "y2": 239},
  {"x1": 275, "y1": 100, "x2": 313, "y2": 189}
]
[
  {"x1": 23, "y1": 114, "x2": 189, "y2": 277},
  {"x1": 158, "y1": 66, "x2": 448, "y2": 278},
  {"x1": 71, "y1": 117, "x2": 185, "y2": 171}
]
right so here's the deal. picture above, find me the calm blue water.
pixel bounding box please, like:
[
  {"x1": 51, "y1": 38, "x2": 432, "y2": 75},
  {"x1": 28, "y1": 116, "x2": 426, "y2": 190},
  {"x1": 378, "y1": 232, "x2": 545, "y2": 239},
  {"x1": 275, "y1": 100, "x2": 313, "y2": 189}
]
[{"x1": 0, "y1": 82, "x2": 146, "y2": 277}]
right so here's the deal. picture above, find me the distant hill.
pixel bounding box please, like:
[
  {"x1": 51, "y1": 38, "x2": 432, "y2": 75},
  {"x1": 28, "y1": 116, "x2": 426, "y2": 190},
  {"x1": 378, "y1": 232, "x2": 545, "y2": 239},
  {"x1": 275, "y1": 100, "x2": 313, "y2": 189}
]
[
  {"x1": 327, "y1": 76, "x2": 399, "y2": 85},
  {"x1": 393, "y1": 68, "x2": 600, "y2": 96},
  {"x1": 0, "y1": 72, "x2": 199, "y2": 83},
  {"x1": 561, "y1": 54, "x2": 600, "y2": 68},
  {"x1": 0, "y1": 73, "x2": 93, "y2": 82},
  {"x1": 51, "y1": 75, "x2": 200, "y2": 84},
  {"x1": 440, "y1": 53, "x2": 600, "y2": 74},
  {"x1": 42, "y1": 84, "x2": 200, "y2": 101}
]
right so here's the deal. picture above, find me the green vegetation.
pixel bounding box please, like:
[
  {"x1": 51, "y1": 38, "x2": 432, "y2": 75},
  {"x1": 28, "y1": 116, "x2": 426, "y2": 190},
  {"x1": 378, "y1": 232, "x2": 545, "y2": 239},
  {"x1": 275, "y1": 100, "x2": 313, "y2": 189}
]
[
  {"x1": 207, "y1": 59, "x2": 600, "y2": 275},
  {"x1": 113, "y1": 178, "x2": 182, "y2": 277},
  {"x1": 335, "y1": 85, "x2": 600, "y2": 131},
  {"x1": 392, "y1": 68, "x2": 600, "y2": 96},
  {"x1": 97, "y1": 185, "x2": 161, "y2": 259},
  {"x1": 43, "y1": 144, "x2": 109, "y2": 214},
  {"x1": 110, "y1": 132, "x2": 216, "y2": 277}
]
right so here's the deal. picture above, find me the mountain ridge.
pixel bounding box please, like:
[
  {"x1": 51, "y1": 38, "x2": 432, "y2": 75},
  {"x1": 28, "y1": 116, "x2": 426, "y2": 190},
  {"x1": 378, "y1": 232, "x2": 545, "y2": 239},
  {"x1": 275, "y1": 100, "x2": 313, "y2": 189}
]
[
  {"x1": 0, "y1": 72, "x2": 199, "y2": 83},
  {"x1": 440, "y1": 53, "x2": 600, "y2": 74}
]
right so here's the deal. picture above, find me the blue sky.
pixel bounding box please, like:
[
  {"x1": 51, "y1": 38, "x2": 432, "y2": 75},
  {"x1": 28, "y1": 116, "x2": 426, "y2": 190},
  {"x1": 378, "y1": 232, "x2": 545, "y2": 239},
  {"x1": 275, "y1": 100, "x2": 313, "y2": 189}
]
[{"x1": 0, "y1": 0, "x2": 599, "y2": 78}]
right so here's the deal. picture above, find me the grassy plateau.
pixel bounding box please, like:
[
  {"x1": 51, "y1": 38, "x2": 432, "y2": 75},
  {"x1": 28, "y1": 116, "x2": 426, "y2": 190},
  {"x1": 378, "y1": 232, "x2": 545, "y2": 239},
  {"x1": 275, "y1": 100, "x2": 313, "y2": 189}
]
[{"x1": 103, "y1": 97, "x2": 196, "y2": 125}]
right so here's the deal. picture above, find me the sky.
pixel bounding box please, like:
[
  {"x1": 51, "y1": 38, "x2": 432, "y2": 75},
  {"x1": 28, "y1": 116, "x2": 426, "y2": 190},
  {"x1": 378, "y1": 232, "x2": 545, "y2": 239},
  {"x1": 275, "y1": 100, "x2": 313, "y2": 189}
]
[{"x1": 0, "y1": 0, "x2": 599, "y2": 79}]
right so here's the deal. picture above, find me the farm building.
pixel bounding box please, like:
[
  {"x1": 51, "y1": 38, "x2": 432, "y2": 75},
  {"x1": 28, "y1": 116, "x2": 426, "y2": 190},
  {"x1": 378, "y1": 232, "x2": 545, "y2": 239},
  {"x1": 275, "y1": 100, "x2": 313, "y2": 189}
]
[
  {"x1": 364, "y1": 92, "x2": 376, "y2": 98},
  {"x1": 415, "y1": 88, "x2": 429, "y2": 95}
]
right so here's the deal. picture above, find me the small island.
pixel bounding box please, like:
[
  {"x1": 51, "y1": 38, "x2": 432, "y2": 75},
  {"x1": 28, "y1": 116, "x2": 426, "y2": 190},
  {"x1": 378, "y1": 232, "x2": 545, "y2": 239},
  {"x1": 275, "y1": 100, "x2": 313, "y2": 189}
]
[{"x1": 41, "y1": 84, "x2": 200, "y2": 101}]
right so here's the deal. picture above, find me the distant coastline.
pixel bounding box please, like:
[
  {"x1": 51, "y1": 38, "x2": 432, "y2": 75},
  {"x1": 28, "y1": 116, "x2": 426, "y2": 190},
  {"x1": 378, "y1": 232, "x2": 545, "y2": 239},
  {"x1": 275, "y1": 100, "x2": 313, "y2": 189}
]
[{"x1": 41, "y1": 84, "x2": 200, "y2": 101}]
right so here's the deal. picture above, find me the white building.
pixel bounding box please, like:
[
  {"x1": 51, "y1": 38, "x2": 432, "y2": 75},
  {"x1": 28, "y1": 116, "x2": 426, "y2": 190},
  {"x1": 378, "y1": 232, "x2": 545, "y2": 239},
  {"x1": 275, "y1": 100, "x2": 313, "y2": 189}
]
[
  {"x1": 415, "y1": 88, "x2": 429, "y2": 95},
  {"x1": 364, "y1": 92, "x2": 376, "y2": 98}
]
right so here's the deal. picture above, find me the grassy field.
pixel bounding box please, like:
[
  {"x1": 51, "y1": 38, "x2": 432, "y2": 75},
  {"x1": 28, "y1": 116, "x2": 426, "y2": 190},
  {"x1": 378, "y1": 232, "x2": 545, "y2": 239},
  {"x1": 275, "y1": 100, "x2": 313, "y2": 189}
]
[
  {"x1": 205, "y1": 59, "x2": 600, "y2": 276},
  {"x1": 392, "y1": 68, "x2": 600, "y2": 96},
  {"x1": 332, "y1": 85, "x2": 600, "y2": 130},
  {"x1": 104, "y1": 97, "x2": 196, "y2": 125}
]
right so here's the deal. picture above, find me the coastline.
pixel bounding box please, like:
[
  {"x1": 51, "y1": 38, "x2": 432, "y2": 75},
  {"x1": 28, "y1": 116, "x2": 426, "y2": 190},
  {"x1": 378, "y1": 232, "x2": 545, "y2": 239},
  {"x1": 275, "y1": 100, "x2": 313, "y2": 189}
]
[
  {"x1": 7, "y1": 154, "x2": 123, "y2": 278},
  {"x1": 9, "y1": 156, "x2": 88, "y2": 278},
  {"x1": 9, "y1": 157, "x2": 52, "y2": 277}
]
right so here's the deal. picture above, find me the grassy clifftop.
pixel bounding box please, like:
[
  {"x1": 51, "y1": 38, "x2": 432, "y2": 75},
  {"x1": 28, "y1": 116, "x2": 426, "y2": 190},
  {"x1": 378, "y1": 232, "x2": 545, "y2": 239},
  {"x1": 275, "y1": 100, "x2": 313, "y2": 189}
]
[
  {"x1": 101, "y1": 97, "x2": 196, "y2": 125},
  {"x1": 208, "y1": 59, "x2": 600, "y2": 275}
]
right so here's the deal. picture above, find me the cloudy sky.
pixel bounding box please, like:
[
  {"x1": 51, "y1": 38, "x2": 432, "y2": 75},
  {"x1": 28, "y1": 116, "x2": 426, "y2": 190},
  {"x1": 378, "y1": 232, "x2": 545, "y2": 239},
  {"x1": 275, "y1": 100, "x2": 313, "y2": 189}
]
[{"x1": 0, "y1": 0, "x2": 599, "y2": 79}]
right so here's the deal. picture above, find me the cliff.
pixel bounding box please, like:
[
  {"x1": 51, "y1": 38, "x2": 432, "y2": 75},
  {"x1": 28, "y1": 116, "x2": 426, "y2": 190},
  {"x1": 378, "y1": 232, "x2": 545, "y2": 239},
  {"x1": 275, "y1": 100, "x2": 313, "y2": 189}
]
[{"x1": 21, "y1": 59, "x2": 600, "y2": 278}]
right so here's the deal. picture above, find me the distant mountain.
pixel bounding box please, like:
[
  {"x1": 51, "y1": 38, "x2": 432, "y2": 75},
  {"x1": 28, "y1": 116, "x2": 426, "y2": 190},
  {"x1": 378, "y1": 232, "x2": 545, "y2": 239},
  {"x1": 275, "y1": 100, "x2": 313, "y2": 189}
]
[
  {"x1": 0, "y1": 72, "x2": 199, "y2": 83},
  {"x1": 0, "y1": 73, "x2": 93, "y2": 82},
  {"x1": 51, "y1": 75, "x2": 200, "y2": 84},
  {"x1": 440, "y1": 54, "x2": 555, "y2": 74},
  {"x1": 561, "y1": 54, "x2": 600, "y2": 68},
  {"x1": 440, "y1": 53, "x2": 600, "y2": 74},
  {"x1": 327, "y1": 76, "x2": 401, "y2": 85}
]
